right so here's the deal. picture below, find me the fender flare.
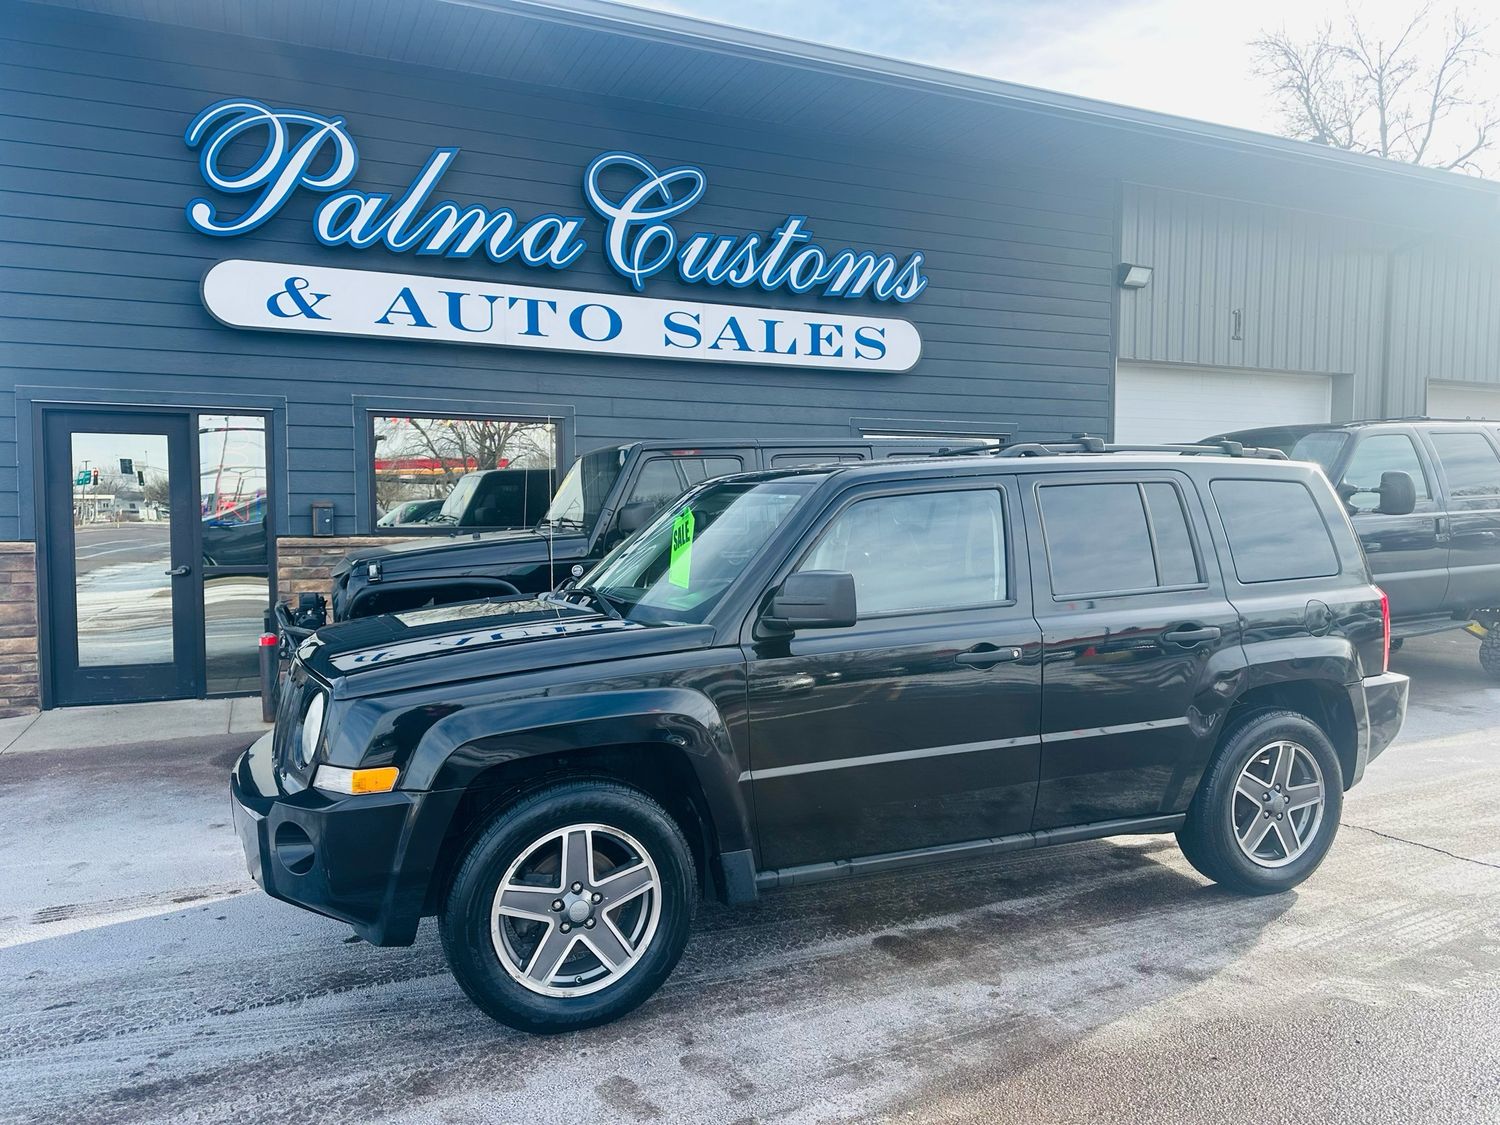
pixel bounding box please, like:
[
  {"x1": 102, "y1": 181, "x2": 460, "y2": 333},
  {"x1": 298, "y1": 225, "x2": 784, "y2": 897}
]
[{"x1": 402, "y1": 687, "x2": 753, "y2": 857}]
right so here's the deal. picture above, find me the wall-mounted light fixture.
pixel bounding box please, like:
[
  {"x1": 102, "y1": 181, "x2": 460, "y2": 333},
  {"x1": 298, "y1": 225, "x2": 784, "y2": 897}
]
[{"x1": 1118, "y1": 264, "x2": 1153, "y2": 289}]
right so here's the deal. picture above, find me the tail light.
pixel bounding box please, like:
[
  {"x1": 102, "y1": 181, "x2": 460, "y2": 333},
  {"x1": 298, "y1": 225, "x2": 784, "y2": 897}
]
[{"x1": 1377, "y1": 586, "x2": 1390, "y2": 673}]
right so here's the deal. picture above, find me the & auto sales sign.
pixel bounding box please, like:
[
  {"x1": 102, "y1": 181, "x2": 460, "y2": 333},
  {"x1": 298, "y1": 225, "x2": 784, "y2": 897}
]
[{"x1": 186, "y1": 98, "x2": 924, "y2": 372}]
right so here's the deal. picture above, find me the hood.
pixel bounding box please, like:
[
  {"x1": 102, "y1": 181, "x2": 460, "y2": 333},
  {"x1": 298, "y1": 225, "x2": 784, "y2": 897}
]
[
  {"x1": 332, "y1": 526, "x2": 588, "y2": 578},
  {"x1": 300, "y1": 595, "x2": 616, "y2": 672},
  {"x1": 295, "y1": 594, "x2": 716, "y2": 694}
]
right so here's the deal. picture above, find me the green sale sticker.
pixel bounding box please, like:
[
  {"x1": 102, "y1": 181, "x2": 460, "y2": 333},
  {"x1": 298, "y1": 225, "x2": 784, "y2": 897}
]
[{"x1": 669, "y1": 508, "x2": 695, "y2": 588}]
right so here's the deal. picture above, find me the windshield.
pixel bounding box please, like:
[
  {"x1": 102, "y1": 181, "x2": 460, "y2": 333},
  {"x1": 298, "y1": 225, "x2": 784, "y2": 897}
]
[
  {"x1": 1289, "y1": 431, "x2": 1350, "y2": 475},
  {"x1": 433, "y1": 472, "x2": 480, "y2": 523},
  {"x1": 588, "y1": 477, "x2": 819, "y2": 624},
  {"x1": 542, "y1": 447, "x2": 625, "y2": 530}
]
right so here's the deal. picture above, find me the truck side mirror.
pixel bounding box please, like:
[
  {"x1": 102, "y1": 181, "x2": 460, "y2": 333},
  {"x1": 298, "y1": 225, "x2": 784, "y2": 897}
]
[
  {"x1": 763, "y1": 571, "x2": 857, "y2": 631},
  {"x1": 1377, "y1": 470, "x2": 1417, "y2": 516}
]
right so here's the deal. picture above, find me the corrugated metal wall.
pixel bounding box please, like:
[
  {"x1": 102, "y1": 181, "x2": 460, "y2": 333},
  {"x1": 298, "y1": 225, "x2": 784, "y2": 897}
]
[
  {"x1": 1119, "y1": 183, "x2": 1500, "y2": 422},
  {"x1": 1386, "y1": 241, "x2": 1500, "y2": 416},
  {"x1": 0, "y1": 3, "x2": 1117, "y2": 540}
]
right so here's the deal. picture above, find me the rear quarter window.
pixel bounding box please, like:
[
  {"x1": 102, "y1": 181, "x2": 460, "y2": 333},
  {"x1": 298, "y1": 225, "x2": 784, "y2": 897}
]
[{"x1": 1211, "y1": 479, "x2": 1340, "y2": 583}]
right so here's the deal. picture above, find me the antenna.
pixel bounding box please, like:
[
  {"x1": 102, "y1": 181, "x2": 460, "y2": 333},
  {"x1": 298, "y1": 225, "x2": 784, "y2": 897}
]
[{"x1": 546, "y1": 511, "x2": 556, "y2": 592}]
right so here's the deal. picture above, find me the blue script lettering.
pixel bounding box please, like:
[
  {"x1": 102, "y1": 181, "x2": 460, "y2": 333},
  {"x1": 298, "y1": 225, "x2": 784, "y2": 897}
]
[{"x1": 186, "y1": 97, "x2": 930, "y2": 303}]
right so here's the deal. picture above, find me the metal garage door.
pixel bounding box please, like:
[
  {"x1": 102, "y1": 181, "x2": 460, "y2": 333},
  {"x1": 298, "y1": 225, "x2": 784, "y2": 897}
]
[
  {"x1": 1427, "y1": 381, "x2": 1500, "y2": 420},
  {"x1": 1115, "y1": 363, "x2": 1332, "y2": 444}
]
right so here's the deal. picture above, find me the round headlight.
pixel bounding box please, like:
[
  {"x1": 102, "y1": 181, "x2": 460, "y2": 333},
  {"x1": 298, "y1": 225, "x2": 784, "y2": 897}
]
[{"x1": 298, "y1": 692, "x2": 326, "y2": 768}]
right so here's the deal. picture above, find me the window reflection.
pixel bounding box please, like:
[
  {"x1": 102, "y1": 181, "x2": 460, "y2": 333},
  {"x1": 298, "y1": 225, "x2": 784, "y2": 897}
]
[
  {"x1": 372, "y1": 414, "x2": 557, "y2": 530},
  {"x1": 71, "y1": 432, "x2": 174, "y2": 667},
  {"x1": 205, "y1": 575, "x2": 270, "y2": 693},
  {"x1": 200, "y1": 415, "x2": 268, "y2": 566}
]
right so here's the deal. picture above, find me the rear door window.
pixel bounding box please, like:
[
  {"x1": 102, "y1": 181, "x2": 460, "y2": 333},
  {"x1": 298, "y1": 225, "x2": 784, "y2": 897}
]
[
  {"x1": 1038, "y1": 480, "x2": 1202, "y2": 597},
  {"x1": 1211, "y1": 479, "x2": 1339, "y2": 583},
  {"x1": 1430, "y1": 432, "x2": 1500, "y2": 503}
]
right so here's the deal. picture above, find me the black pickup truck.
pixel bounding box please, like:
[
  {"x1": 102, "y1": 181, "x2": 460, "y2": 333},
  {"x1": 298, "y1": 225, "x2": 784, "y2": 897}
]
[
  {"x1": 234, "y1": 439, "x2": 1408, "y2": 1032},
  {"x1": 294, "y1": 438, "x2": 953, "y2": 626},
  {"x1": 1213, "y1": 419, "x2": 1500, "y2": 677}
]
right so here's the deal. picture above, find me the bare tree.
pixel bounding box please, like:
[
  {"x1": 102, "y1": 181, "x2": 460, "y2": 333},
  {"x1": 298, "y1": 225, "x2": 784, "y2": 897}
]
[
  {"x1": 372, "y1": 416, "x2": 556, "y2": 511},
  {"x1": 1254, "y1": 6, "x2": 1498, "y2": 173}
]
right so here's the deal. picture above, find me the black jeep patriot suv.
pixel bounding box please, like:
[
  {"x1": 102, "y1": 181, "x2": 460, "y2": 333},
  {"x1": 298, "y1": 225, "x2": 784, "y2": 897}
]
[{"x1": 232, "y1": 442, "x2": 1409, "y2": 1033}]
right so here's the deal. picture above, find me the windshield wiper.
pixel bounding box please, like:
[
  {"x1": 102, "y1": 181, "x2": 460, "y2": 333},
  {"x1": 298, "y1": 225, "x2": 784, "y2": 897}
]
[
  {"x1": 537, "y1": 515, "x2": 585, "y2": 531},
  {"x1": 550, "y1": 583, "x2": 623, "y2": 620}
]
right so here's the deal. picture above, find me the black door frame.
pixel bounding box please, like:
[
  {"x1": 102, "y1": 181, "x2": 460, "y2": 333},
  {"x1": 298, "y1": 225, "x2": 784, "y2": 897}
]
[
  {"x1": 37, "y1": 404, "x2": 279, "y2": 708},
  {"x1": 41, "y1": 408, "x2": 202, "y2": 706}
]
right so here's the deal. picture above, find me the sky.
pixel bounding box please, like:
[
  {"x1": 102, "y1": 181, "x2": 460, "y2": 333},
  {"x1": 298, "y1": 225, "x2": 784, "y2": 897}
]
[{"x1": 623, "y1": 0, "x2": 1497, "y2": 170}]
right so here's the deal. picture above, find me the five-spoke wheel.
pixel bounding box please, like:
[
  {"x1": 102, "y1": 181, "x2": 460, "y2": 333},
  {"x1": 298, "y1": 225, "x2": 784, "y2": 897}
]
[
  {"x1": 1232, "y1": 740, "x2": 1326, "y2": 867},
  {"x1": 492, "y1": 824, "x2": 662, "y2": 997},
  {"x1": 440, "y1": 781, "x2": 695, "y2": 1033},
  {"x1": 1178, "y1": 709, "x2": 1343, "y2": 894}
]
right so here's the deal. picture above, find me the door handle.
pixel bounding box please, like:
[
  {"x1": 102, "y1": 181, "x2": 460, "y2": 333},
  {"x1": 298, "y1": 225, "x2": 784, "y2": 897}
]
[
  {"x1": 1163, "y1": 624, "x2": 1220, "y2": 645},
  {"x1": 165, "y1": 565, "x2": 191, "y2": 577},
  {"x1": 956, "y1": 645, "x2": 1023, "y2": 667}
]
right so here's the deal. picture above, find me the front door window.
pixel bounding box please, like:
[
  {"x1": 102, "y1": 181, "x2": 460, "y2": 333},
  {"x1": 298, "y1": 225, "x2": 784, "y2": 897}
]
[{"x1": 1341, "y1": 434, "x2": 1432, "y2": 511}]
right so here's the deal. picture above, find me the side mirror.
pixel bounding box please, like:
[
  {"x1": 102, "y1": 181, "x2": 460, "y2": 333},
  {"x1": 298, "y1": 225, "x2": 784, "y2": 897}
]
[
  {"x1": 614, "y1": 501, "x2": 655, "y2": 535},
  {"x1": 764, "y1": 571, "x2": 857, "y2": 631},
  {"x1": 1377, "y1": 470, "x2": 1417, "y2": 516}
]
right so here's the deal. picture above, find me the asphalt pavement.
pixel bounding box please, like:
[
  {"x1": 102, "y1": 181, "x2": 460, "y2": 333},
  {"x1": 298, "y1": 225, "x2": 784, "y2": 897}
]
[{"x1": 0, "y1": 633, "x2": 1495, "y2": 1124}]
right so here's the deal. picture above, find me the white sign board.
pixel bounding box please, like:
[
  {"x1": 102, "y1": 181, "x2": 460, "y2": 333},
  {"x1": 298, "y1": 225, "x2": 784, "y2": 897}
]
[{"x1": 201, "y1": 260, "x2": 922, "y2": 373}]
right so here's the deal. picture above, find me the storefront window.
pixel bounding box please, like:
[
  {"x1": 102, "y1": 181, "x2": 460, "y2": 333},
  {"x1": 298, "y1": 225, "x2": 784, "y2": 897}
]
[{"x1": 371, "y1": 414, "x2": 558, "y2": 531}]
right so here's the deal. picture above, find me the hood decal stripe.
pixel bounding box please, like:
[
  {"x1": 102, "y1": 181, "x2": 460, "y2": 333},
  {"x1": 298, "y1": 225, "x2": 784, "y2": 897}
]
[{"x1": 330, "y1": 618, "x2": 642, "y2": 671}]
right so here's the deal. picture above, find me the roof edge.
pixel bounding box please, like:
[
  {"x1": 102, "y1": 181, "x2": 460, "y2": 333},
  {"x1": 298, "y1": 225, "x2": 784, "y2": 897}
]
[{"x1": 462, "y1": 0, "x2": 1500, "y2": 196}]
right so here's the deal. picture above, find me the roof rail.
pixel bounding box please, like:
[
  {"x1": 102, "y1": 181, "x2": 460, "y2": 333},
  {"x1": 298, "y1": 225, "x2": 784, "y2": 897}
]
[{"x1": 944, "y1": 434, "x2": 1288, "y2": 460}]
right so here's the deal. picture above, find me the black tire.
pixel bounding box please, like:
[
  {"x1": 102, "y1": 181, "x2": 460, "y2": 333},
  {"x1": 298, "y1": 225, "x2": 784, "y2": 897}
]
[
  {"x1": 1479, "y1": 629, "x2": 1500, "y2": 680},
  {"x1": 439, "y1": 779, "x2": 696, "y2": 1034},
  {"x1": 1177, "y1": 709, "x2": 1344, "y2": 895}
]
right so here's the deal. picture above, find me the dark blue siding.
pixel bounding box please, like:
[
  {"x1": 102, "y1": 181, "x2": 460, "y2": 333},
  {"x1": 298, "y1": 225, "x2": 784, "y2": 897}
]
[{"x1": 0, "y1": 2, "x2": 1114, "y2": 538}]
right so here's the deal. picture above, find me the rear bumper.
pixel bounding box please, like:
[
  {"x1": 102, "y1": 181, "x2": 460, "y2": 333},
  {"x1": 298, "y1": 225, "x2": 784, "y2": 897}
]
[
  {"x1": 229, "y1": 733, "x2": 460, "y2": 946},
  {"x1": 1345, "y1": 671, "x2": 1409, "y2": 787}
]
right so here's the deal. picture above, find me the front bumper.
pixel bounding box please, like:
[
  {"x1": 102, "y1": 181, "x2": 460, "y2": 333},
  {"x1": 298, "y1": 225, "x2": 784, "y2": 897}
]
[{"x1": 230, "y1": 733, "x2": 460, "y2": 946}]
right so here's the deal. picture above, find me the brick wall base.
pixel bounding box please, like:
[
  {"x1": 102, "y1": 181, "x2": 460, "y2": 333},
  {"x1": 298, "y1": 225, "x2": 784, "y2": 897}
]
[
  {"x1": 0, "y1": 542, "x2": 40, "y2": 717},
  {"x1": 0, "y1": 538, "x2": 403, "y2": 717},
  {"x1": 276, "y1": 536, "x2": 416, "y2": 602}
]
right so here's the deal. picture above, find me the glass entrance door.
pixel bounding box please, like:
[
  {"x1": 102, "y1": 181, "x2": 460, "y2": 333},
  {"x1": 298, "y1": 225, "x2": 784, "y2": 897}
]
[{"x1": 43, "y1": 411, "x2": 200, "y2": 705}]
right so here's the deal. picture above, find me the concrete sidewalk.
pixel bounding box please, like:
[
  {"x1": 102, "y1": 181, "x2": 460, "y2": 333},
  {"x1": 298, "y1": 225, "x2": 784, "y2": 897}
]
[{"x1": 0, "y1": 696, "x2": 271, "y2": 755}]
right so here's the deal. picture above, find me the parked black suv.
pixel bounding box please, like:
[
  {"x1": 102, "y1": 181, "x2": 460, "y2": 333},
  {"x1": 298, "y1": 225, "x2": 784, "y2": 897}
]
[
  {"x1": 232, "y1": 442, "x2": 1408, "y2": 1033},
  {"x1": 313, "y1": 438, "x2": 953, "y2": 624},
  {"x1": 1211, "y1": 419, "x2": 1500, "y2": 676}
]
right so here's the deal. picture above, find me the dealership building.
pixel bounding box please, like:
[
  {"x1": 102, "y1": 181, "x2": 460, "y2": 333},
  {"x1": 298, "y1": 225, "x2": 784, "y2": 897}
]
[{"x1": 4, "y1": 0, "x2": 1500, "y2": 713}]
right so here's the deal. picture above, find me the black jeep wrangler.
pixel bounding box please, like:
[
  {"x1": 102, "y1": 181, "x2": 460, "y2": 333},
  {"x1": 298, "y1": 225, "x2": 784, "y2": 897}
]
[
  {"x1": 232, "y1": 441, "x2": 1409, "y2": 1033},
  {"x1": 1212, "y1": 419, "x2": 1500, "y2": 676}
]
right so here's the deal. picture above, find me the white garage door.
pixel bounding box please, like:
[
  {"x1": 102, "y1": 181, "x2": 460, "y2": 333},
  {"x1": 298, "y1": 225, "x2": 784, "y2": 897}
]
[
  {"x1": 1115, "y1": 364, "x2": 1333, "y2": 444},
  {"x1": 1427, "y1": 381, "x2": 1500, "y2": 420}
]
